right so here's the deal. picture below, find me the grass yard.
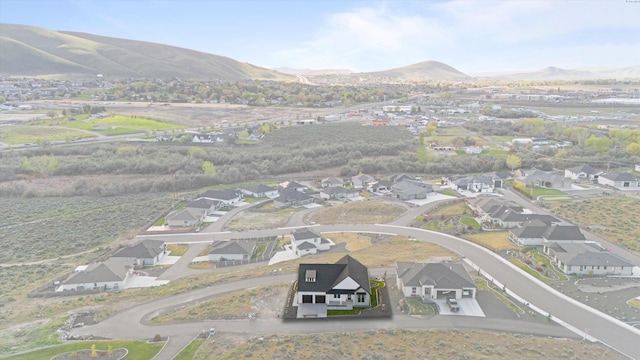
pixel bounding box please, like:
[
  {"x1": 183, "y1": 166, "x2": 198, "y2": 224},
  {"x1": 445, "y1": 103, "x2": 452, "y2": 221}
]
[
  {"x1": 461, "y1": 216, "x2": 480, "y2": 229},
  {"x1": 308, "y1": 199, "x2": 407, "y2": 224},
  {"x1": 430, "y1": 202, "x2": 471, "y2": 217},
  {"x1": 482, "y1": 148, "x2": 510, "y2": 155},
  {"x1": 405, "y1": 298, "x2": 437, "y2": 315},
  {"x1": 174, "y1": 339, "x2": 205, "y2": 360},
  {"x1": 324, "y1": 232, "x2": 371, "y2": 252},
  {"x1": 513, "y1": 181, "x2": 566, "y2": 198},
  {"x1": 540, "y1": 196, "x2": 572, "y2": 201},
  {"x1": 0, "y1": 125, "x2": 94, "y2": 144},
  {"x1": 197, "y1": 329, "x2": 623, "y2": 360},
  {"x1": 422, "y1": 220, "x2": 441, "y2": 231},
  {"x1": 166, "y1": 244, "x2": 188, "y2": 256},
  {"x1": 463, "y1": 232, "x2": 516, "y2": 252},
  {"x1": 548, "y1": 197, "x2": 640, "y2": 252},
  {"x1": 628, "y1": 298, "x2": 640, "y2": 309},
  {"x1": 510, "y1": 259, "x2": 555, "y2": 283},
  {"x1": 4, "y1": 340, "x2": 164, "y2": 360}
]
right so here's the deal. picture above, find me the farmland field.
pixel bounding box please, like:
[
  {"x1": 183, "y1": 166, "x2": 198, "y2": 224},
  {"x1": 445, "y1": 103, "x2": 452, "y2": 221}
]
[
  {"x1": 0, "y1": 125, "x2": 95, "y2": 144},
  {"x1": 64, "y1": 114, "x2": 185, "y2": 132},
  {"x1": 0, "y1": 194, "x2": 177, "y2": 263},
  {"x1": 548, "y1": 197, "x2": 640, "y2": 252}
]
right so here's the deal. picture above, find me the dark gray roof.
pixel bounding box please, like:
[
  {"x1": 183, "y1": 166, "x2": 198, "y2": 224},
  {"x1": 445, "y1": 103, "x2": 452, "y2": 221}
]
[
  {"x1": 543, "y1": 225, "x2": 586, "y2": 241},
  {"x1": 199, "y1": 189, "x2": 241, "y2": 201},
  {"x1": 391, "y1": 180, "x2": 433, "y2": 195},
  {"x1": 209, "y1": 240, "x2": 256, "y2": 255},
  {"x1": 352, "y1": 174, "x2": 375, "y2": 183},
  {"x1": 321, "y1": 186, "x2": 358, "y2": 195},
  {"x1": 274, "y1": 190, "x2": 312, "y2": 203},
  {"x1": 297, "y1": 255, "x2": 370, "y2": 295},
  {"x1": 321, "y1": 177, "x2": 343, "y2": 185},
  {"x1": 389, "y1": 174, "x2": 414, "y2": 183},
  {"x1": 63, "y1": 259, "x2": 131, "y2": 285},
  {"x1": 166, "y1": 209, "x2": 199, "y2": 221},
  {"x1": 396, "y1": 262, "x2": 476, "y2": 290},
  {"x1": 187, "y1": 198, "x2": 220, "y2": 210},
  {"x1": 566, "y1": 165, "x2": 601, "y2": 175},
  {"x1": 112, "y1": 239, "x2": 164, "y2": 259},
  {"x1": 493, "y1": 171, "x2": 513, "y2": 180},
  {"x1": 600, "y1": 172, "x2": 638, "y2": 182},
  {"x1": 551, "y1": 243, "x2": 634, "y2": 267},
  {"x1": 510, "y1": 225, "x2": 547, "y2": 239},
  {"x1": 239, "y1": 184, "x2": 277, "y2": 194},
  {"x1": 297, "y1": 241, "x2": 317, "y2": 250},
  {"x1": 293, "y1": 228, "x2": 321, "y2": 241}
]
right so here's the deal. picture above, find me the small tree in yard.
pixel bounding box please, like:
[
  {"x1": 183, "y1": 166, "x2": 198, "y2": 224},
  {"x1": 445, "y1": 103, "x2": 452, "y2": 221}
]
[{"x1": 506, "y1": 154, "x2": 522, "y2": 172}]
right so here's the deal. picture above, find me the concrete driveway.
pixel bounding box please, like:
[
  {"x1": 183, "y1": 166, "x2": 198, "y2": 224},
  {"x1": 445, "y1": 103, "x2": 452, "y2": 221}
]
[{"x1": 435, "y1": 298, "x2": 486, "y2": 317}]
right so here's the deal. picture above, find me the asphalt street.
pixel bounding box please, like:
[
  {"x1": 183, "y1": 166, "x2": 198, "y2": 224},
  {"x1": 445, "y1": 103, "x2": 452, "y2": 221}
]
[{"x1": 90, "y1": 194, "x2": 640, "y2": 359}]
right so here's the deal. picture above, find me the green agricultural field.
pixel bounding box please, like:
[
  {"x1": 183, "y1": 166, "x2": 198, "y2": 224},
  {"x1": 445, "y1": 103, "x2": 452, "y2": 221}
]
[
  {"x1": 65, "y1": 114, "x2": 184, "y2": 134},
  {"x1": 482, "y1": 148, "x2": 510, "y2": 155},
  {"x1": 0, "y1": 125, "x2": 94, "y2": 144}
]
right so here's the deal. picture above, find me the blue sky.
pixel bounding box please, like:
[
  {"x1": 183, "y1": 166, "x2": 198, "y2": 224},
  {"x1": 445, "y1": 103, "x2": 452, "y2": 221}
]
[{"x1": 1, "y1": 0, "x2": 638, "y2": 73}]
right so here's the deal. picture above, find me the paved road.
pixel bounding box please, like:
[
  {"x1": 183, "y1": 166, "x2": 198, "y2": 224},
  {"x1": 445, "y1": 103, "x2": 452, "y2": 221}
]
[{"x1": 84, "y1": 221, "x2": 640, "y2": 359}]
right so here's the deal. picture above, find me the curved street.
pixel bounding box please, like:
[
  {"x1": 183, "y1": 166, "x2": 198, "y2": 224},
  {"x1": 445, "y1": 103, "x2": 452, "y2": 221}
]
[{"x1": 72, "y1": 218, "x2": 640, "y2": 359}]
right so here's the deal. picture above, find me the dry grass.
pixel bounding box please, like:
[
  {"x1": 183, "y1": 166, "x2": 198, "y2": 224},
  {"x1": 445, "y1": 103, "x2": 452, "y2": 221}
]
[
  {"x1": 548, "y1": 197, "x2": 640, "y2": 252},
  {"x1": 151, "y1": 283, "x2": 289, "y2": 323},
  {"x1": 430, "y1": 202, "x2": 471, "y2": 216},
  {"x1": 309, "y1": 199, "x2": 407, "y2": 224},
  {"x1": 463, "y1": 231, "x2": 517, "y2": 252},
  {"x1": 225, "y1": 207, "x2": 300, "y2": 231},
  {"x1": 196, "y1": 330, "x2": 623, "y2": 360},
  {"x1": 166, "y1": 244, "x2": 188, "y2": 256},
  {"x1": 324, "y1": 232, "x2": 371, "y2": 251}
]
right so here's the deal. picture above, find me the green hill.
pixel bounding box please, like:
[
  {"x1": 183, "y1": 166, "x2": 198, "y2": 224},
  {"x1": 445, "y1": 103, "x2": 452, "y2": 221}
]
[{"x1": 0, "y1": 23, "x2": 295, "y2": 81}]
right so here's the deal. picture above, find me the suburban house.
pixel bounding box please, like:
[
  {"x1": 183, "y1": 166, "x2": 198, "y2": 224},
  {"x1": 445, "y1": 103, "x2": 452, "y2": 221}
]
[
  {"x1": 237, "y1": 184, "x2": 279, "y2": 198},
  {"x1": 186, "y1": 198, "x2": 223, "y2": 215},
  {"x1": 467, "y1": 198, "x2": 522, "y2": 223},
  {"x1": 509, "y1": 221, "x2": 586, "y2": 246},
  {"x1": 321, "y1": 177, "x2": 344, "y2": 188},
  {"x1": 291, "y1": 228, "x2": 332, "y2": 257},
  {"x1": 279, "y1": 181, "x2": 307, "y2": 193},
  {"x1": 296, "y1": 255, "x2": 371, "y2": 318},
  {"x1": 198, "y1": 189, "x2": 243, "y2": 206},
  {"x1": 494, "y1": 210, "x2": 560, "y2": 229},
  {"x1": 208, "y1": 240, "x2": 256, "y2": 262},
  {"x1": 192, "y1": 133, "x2": 224, "y2": 143},
  {"x1": 368, "y1": 179, "x2": 394, "y2": 193},
  {"x1": 598, "y1": 172, "x2": 640, "y2": 190},
  {"x1": 389, "y1": 173, "x2": 415, "y2": 183},
  {"x1": 635, "y1": 164, "x2": 640, "y2": 172},
  {"x1": 531, "y1": 137, "x2": 550, "y2": 146},
  {"x1": 391, "y1": 180, "x2": 434, "y2": 200},
  {"x1": 396, "y1": 262, "x2": 477, "y2": 301},
  {"x1": 544, "y1": 242, "x2": 634, "y2": 276},
  {"x1": 452, "y1": 175, "x2": 503, "y2": 193},
  {"x1": 57, "y1": 258, "x2": 133, "y2": 292},
  {"x1": 111, "y1": 239, "x2": 167, "y2": 267},
  {"x1": 319, "y1": 186, "x2": 360, "y2": 200},
  {"x1": 273, "y1": 190, "x2": 314, "y2": 209},
  {"x1": 564, "y1": 165, "x2": 603, "y2": 181},
  {"x1": 165, "y1": 208, "x2": 204, "y2": 227},
  {"x1": 520, "y1": 169, "x2": 567, "y2": 189},
  {"x1": 351, "y1": 174, "x2": 375, "y2": 189}
]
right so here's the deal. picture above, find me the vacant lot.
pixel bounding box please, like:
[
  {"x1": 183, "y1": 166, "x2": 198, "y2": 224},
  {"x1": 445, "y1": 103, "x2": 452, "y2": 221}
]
[
  {"x1": 308, "y1": 199, "x2": 407, "y2": 224},
  {"x1": 548, "y1": 197, "x2": 640, "y2": 252},
  {"x1": 225, "y1": 206, "x2": 301, "y2": 231},
  {"x1": 0, "y1": 194, "x2": 177, "y2": 263},
  {"x1": 430, "y1": 202, "x2": 471, "y2": 216},
  {"x1": 324, "y1": 232, "x2": 371, "y2": 251},
  {"x1": 197, "y1": 329, "x2": 622, "y2": 360},
  {"x1": 464, "y1": 231, "x2": 516, "y2": 252},
  {"x1": 151, "y1": 283, "x2": 289, "y2": 323}
]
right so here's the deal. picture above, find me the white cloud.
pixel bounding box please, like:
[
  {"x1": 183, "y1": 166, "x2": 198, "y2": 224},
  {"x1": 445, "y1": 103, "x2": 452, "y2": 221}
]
[{"x1": 271, "y1": 0, "x2": 640, "y2": 73}]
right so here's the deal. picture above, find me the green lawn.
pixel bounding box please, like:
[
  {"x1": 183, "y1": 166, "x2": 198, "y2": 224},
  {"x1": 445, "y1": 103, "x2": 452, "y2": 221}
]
[
  {"x1": 406, "y1": 298, "x2": 436, "y2": 315},
  {"x1": 0, "y1": 126, "x2": 94, "y2": 144},
  {"x1": 461, "y1": 216, "x2": 480, "y2": 229},
  {"x1": 540, "y1": 195, "x2": 571, "y2": 201},
  {"x1": 174, "y1": 339, "x2": 205, "y2": 360},
  {"x1": 482, "y1": 148, "x2": 510, "y2": 155},
  {"x1": 513, "y1": 181, "x2": 566, "y2": 198},
  {"x1": 65, "y1": 114, "x2": 184, "y2": 133},
  {"x1": 5, "y1": 340, "x2": 164, "y2": 360},
  {"x1": 422, "y1": 220, "x2": 441, "y2": 231},
  {"x1": 509, "y1": 259, "x2": 556, "y2": 283}
]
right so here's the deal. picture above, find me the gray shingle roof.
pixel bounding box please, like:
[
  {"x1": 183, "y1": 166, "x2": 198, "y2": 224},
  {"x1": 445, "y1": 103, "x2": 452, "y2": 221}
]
[
  {"x1": 396, "y1": 262, "x2": 476, "y2": 290},
  {"x1": 543, "y1": 226, "x2": 586, "y2": 241},
  {"x1": 199, "y1": 189, "x2": 241, "y2": 201},
  {"x1": 551, "y1": 243, "x2": 634, "y2": 267},
  {"x1": 112, "y1": 239, "x2": 164, "y2": 259},
  {"x1": 600, "y1": 172, "x2": 638, "y2": 182},
  {"x1": 297, "y1": 255, "x2": 370, "y2": 295},
  {"x1": 566, "y1": 165, "x2": 601, "y2": 175},
  {"x1": 63, "y1": 258, "x2": 131, "y2": 285},
  {"x1": 209, "y1": 240, "x2": 256, "y2": 255},
  {"x1": 293, "y1": 228, "x2": 321, "y2": 241}
]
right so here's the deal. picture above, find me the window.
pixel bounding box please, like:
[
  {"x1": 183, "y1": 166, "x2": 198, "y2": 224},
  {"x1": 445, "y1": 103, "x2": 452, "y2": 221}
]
[
  {"x1": 411, "y1": 287, "x2": 416, "y2": 294},
  {"x1": 357, "y1": 293, "x2": 366, "y2": 303},
  {"x1": 316, "y1": 295, "x2": 325, "y2": 304},
  {"x1": 302, "y1": 295, "x2": 313, "y2": 303},
  {"x1": 347, "y1": 294, "x2": 352, "y2": 300},
  {"x1": 334, "y1": 294, "x2": 340, "y2": 299}
]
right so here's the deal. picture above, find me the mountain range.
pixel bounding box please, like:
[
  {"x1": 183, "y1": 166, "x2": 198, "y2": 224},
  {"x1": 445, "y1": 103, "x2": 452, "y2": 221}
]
[{"x1": 0, "y1": 24, "x2": 638, "y2": 81}]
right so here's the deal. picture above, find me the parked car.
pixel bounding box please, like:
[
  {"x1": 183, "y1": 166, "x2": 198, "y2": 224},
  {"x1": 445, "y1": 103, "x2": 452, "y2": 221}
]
[{"x1": 447, "y1": 297, "x2": 459, "y2": 312}]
